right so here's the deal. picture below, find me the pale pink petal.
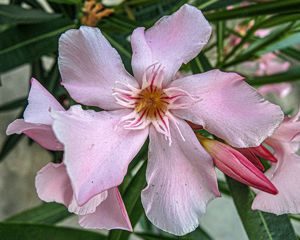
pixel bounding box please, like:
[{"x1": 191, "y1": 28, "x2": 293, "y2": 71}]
[
  {"x1": 35, "y1": 163, "x2": 73, "y2": 205},
  {"x1": 252, "y1": 149, "x2": 300, "y2": 214},
  {"x1": 6, "y1": 119, "x2": 63, "y2": 151},
  {"x1": 23, "y1": 78, "x2": 64, "y2": 125},
  {"x1": 36, "y1": 162, "x2": 108, "y2": 215},
  {"x1": 258, "y1": 83, "x2": 292, "y2": 98},
  {"x1": 131, "y1": 27, "x2": 152, "y2": 84},
  {"x1": 170, "y1": 70, "x2": 283, "y2": 148},
  {"x1": 254, "y1": 29, "x2": 270, "y2": 38},
  {"x1": 131, "y1": 4, "x2": 211, "y2": 85},
  {"x1": 141, "y1": 119, "x2": 219, "y2": 236},
  {"x1": 264, "y1": 58, "x2": 290, "y2": 76},
  {"x1": 271, "y1": 121, "x2": 300, "y2": 143},
  {"x1": 79, "y1": 188, "x2": 132, "y2": 231},
  {"x1": 59, "y1": 26, "x2": 138, "y2": 110},
  {"x1": 52, "y1": 105, "x2": 149, "y2": 205}
]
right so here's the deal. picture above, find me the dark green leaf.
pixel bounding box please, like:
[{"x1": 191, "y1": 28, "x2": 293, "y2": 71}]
[
  {"x1": 190, "y1": 52, "x2": 213, "y2": 74},
  {"x1": 5, "y1": 203, "x2": 71, "y2": 224},
  {"x1": 0, "y1": 223, "x2": 106, "y2": 240},
  {"x1": 258, "y1": 32, "x2": 300, "y2": 55},
  {"x1": 0, "y1": 134, "x2": 23, "y2": 162},
  {"x1": 0, "y1": 97, "x2": 26, "y2": 112},
  {"x1": 0, "y1": 4, "x2": 61, "y2": 24},
  {"x1": 280, "y1": 47, "x2": 300, "y2": 62},
  {"x1": 227, "y1": 177, "x2": 297, "y2": 240},
  {"x1": 135, "y1": 232, "x2": 177, "y2": 240},
  {"x1": 108, "y1": 160, "x2": 148, "y2": 240},
  {"x1": 205, "y1": 0, "x2": 300, "y2": 21},
  {"x1": 259, "y1": 13, "x2": 300, "y2": 28},
  {"x1": 216, "y1": 21, "x2": 225, "y2": 65},
  {"x1": 183, "y1": 227, "x2": 212, "y2": 240},
  {"x1": 223, "y1": 23, "x2": 294, "y2": 68},
  {"x1": 246, "y1": 67, "x2": 300, "y2": 85},
  {"x1": 0, "y1": 18, "x2": 74, "y2": 73},
  {"x1": 47, "y1": 0, "x2": 81, "y2": 5}
]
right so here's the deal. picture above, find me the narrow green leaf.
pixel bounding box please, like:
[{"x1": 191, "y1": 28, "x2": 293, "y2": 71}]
[
  {"x1": 216, "y1": 20, "x2": 225, "y2": 65},
  {"x1": 108, "y1": 160, "x2": 148, "y2": 240},
  {"x1": 223, "y1": 23, "x2": 294, "y2": 68},
  {"x1": 0, "y1": 223, "x2": 106, "y2": 240},
  {"x1": 227, "y1": 177, "x2": 297, "y2": 240},
  {"x1": 135, "y1": 232, "x2": 176, "y2": 240},
  {"x1": 190, "y1": 52, "x2": 213, "y2": 74},
  {"x1": 0, "y1": 97, "x2": 26, "y2": 112},
  {"x1": 204, "y1": 0, "x2": 300, "y2": 21},
  {"x1": 0, "y1": 134, "x2": 23, "y2": 162},
  {"x1": 5, "y1": 203, "x2": 71, "y2": 224},
  {"x1": 246, "y1": 67, "x2": 300, "y2": 85},
  {"x1": 258, "y1": 32, "x2": 300, "y2": 55},
  {"x1": 0, "y1": 4, "x2": 61, "y2": 24},
  {"x1": 218, "y1": 179, "x2": 230, "y2": 196},
  {"x1": 259, "y1": 13, "x2": 300, "y2": 29},
  {"x1": 281, "y1": 47, "x2": 300, "y2": 62},
  {"x1": 0, "y1": 18, "x2": 74, "y2": 73},
  {"x1": 47, "y1": 0, "x2": 81, "y2": 5},
  {"x1": 136, "y1": 227, "x2": 213, "y2": 240},
  {"x1": 183, "y1": 227, "x2": 212, "y2": 240}
]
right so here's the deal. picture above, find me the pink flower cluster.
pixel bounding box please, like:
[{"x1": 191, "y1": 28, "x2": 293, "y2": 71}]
[{"x1": 6, "y1": 4, "x2": 296, "y2": 236}]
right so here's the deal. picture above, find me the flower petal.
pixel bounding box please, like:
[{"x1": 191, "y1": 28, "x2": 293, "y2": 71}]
[
  {"x1": 79, "y1": 188, "x2": 132, "y2": 231},
  {"x1": 170, "y1": 70, "x2": 284, "y2": 148},
  {"x1": 252, "y1": 150, "x2": 300, "y2": 214},
  {"x1": 24, "y1": 78, "x2": 64, "y2": 124},
  {"x1": 36, "y1": 162, "x2": 108, "y2": 215},
  {"x1": 258, "y1": 83, "x2": 292, "y2": 98},
  {"x1": 52, "y1": 105, "x2": 149, "y2": 205},
  {"x1": 6, "y1": 119, "x2": 63, "y2": 151},
  {"x1": 131, "y1": 4, "x2": 211, "y2": 85},
  {"x1": 141, "y1": 118, "x2": 219, "y2": 236},
  {"x1": 35, "y1": 163, "x2": 73, "y2": 205},
  {"x1": 59, "y1": 26, "x2": 138, "y2": 110}
]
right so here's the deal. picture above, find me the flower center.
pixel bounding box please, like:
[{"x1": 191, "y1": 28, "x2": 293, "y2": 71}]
[{"x1": 135, "y1": 87, "x2": 168, "y2": 119}]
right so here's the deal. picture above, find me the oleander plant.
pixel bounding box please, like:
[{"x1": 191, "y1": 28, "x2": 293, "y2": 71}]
[{"x1": 1, "y1": 0, "x2": 300, "y2": 239}]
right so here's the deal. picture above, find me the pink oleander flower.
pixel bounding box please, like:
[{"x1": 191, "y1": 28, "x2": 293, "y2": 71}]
[
  {"x1": 7, "y1": 4, "x2": 283, "y2": 236},
  {"x1": 252, "y1": 110, "x2": 300, "y2": 214},
  {"x1": 198, "y1": 136, "x2": 278, "y2": 195},
  {"x1": 6, "y1": 79, "x2": 132, "y2": 231},
  {"x1": 255, "y1": 53, "x2": 292, "y2": 98}
]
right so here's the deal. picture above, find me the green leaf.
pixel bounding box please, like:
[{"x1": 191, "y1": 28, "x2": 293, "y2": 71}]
[
  {"x1": 216, "y1": 20, "x2": 225, "y2": 65},
  {"x1": 246, "y1": 67, "x2": 300, "y2": 85},
  {"x1": 183, "y1": 227, "x2": 212, "y2": 240},
  {"x1": 0, "y1": 97, "x2": 26, "y2": 112},
  {"x1": 204, "y1": 0, "x2": 300, "y2": 21},
  {"x1": 108, "y1": 160, "x2": 148, "y2": 240},
  {"x1": 258, "y1": 32, "x2": 300, "y2": 55},
  {"x1": 47, "y1": 0, "x2": 81, "y2": 5},
  {"x1": 280, "y1": 47, "x2": 300, "y2": 62},
  {"x1": 223, "y1": 23, "x2": 294, "y2": 68},
  {"x1": 0, "y1": 18, "x2": 74, "y2": 73},
  {"x1": 0, "y1": 134, "x2": 23, "y2": 162},
  {"x1": 0, "y1": 4, "x2": 61, "y2": 24},
  {"x1": 259, "y1": 13, "x2": 300, "y2": 29},
  {"x1": 0, "y1": 223, "x2": 106, "y2": 240},
  {"x1": 136, "y1": 227, "x2": 213, "y2": 240},
  {"x1": 135, "y1": 232, "x2": 177, "y2": 240},
  {"x1": 190, "y1": 52, "x2": 213, "y2": 73},
  {"x1": 5, "y1": 203, "x2": 71, "y2": 224},
  {"x1": 226, "y1": 177, "x2": 297, "y2": 240}
]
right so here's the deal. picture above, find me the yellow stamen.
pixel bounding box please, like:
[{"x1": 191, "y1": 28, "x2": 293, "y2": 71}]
[{"x1": 135, "y1": 87, "x2": 169, "y2": 119}]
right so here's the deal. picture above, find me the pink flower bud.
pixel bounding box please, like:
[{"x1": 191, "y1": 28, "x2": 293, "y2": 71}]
[
  {"x1": 250, "y1": 145, "x2": 277, "y2": 162},
  {"x1": 199, "y1": 137, "x2": 278, "y2": 195}
]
